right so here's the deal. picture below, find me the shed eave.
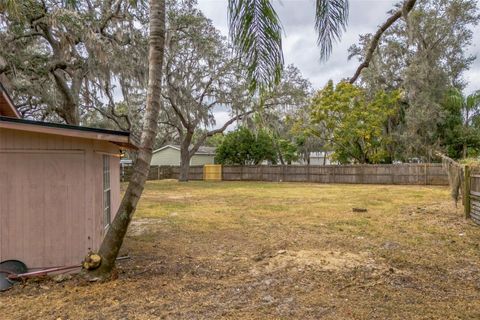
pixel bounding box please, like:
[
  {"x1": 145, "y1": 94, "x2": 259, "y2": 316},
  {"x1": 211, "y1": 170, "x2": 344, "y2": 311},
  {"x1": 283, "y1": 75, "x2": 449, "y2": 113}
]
[{"x1": 0, "y1": 116, "x2": 136, "y2": 149}]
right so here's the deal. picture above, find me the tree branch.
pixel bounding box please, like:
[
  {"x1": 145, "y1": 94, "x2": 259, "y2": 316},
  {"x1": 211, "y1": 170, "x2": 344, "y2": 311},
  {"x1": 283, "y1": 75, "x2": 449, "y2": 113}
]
[
  {"x1": 349, "y1": 0, "x2": 417, "y2": 84},
  {"x1": 188, "y1": 110, "x2": 255, "y2": 158},
  {"x1": 207, "y1": 109, "x2": 255, "y2": 137},
  {"x1": 161, "y1": 91, "x2": 190, "y2": 129}
]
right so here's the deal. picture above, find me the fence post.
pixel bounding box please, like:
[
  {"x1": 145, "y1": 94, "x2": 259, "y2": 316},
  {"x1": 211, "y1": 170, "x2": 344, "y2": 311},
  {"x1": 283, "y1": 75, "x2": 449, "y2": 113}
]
[
  {"x1": 391, "y1": 166, "x2": 395, "y2": 184},
  {"x1": 424, "y1": 163, "x2": 428, "y2": 185},
  {"x1": 464, "y1": 165, "x2": 471, "y2": 219}
]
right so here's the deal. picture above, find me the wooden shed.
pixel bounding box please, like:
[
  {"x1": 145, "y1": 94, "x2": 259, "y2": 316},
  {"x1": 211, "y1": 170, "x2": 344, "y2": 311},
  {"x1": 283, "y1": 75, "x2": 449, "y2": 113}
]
[{"x1": 0, "y1": 85, "x2": 137, "y2": 269}]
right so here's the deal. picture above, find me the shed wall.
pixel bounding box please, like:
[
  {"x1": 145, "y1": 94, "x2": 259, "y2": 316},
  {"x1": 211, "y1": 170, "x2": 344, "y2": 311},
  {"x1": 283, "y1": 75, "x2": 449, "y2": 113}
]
[{"x1": 0, "y1": 127, "x2": 121, "y2": 268}]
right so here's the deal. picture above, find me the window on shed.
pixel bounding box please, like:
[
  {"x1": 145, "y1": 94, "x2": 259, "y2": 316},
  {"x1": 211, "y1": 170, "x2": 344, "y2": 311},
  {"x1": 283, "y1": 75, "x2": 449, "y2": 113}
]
[{"x1": 103, "y1": 155, "x2": 111, "y2": 228}]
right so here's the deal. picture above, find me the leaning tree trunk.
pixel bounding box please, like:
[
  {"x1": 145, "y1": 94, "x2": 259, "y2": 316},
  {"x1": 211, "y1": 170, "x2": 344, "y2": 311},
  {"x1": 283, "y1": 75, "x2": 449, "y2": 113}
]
[{"x1": 90, "y1": 0, "x2": 166, "y2": 278}]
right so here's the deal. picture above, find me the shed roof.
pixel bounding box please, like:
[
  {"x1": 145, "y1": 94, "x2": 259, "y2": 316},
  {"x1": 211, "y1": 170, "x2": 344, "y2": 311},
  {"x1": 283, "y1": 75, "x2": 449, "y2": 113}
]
[
  {"x1": 153, "y1": 144, "x2": 216, "y2": 155},
  {"x1": 0, "y1": 116, "x2": 138, "y2": 149}
]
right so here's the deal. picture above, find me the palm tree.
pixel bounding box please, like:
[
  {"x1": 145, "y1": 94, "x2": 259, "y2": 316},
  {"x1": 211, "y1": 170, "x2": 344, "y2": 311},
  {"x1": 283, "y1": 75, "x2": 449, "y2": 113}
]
[
  {"x1": 91, "y1": 0, "x2": 166, "y2": 277},
  {"x1": 447, "y1": 88, "x2": 480, "y2": 158}
]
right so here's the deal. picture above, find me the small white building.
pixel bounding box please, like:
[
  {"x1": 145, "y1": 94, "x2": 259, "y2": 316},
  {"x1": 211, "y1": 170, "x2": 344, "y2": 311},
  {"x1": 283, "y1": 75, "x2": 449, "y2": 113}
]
[
  {"x1": 309, "y1": 151, "x2": 336, "y2": 165},
  {"x1": 151, "y1": 145, "x2": 216, "y2": 166},
  {"x1": 294, "y1": 151, "x2": 336, "y2": 165}
]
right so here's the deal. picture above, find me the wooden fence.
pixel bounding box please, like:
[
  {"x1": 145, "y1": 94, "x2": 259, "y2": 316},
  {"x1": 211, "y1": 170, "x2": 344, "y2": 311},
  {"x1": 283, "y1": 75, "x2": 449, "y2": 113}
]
[
  {"x1": 123, "y1": 163, "x2": 448, "y2": 185},
  {"x1": 466, "y1": 166, "x2": 480, "y2": 225}
]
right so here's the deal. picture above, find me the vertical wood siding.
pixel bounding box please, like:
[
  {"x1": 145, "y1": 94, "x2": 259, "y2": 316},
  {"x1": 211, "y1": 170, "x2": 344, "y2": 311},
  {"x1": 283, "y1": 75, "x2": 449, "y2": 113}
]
[{"x1": 0, "y1": 128, "x2": 121, "y2": 268}]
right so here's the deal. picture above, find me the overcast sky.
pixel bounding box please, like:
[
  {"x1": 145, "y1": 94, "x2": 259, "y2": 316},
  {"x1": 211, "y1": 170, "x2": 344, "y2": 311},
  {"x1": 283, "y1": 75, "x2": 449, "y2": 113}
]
[{"x1": 197, "y1": 0, "x2": 480, "y2": 94}]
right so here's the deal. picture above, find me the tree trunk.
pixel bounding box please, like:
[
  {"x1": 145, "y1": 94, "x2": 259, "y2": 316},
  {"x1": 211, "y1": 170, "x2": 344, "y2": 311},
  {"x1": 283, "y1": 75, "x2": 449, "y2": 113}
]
[
  {"x1": 179, "y1": 151, "x2": 191, "y2": 182},
  {"x1": 275, "y1": 141, "x2": 285, "y2": 165},
  {"x1": 179, "y1": 131, "x2": 194, "y2": 182},
  {"x1": 61, "y1": 101, "x2": 80, "y2": 125},
  {"x1": 90, "y1": 0, "x2": 165, "y2": 278},
  {"x1": 463, "y1": 143, "x2": 468, "y2": 159}
]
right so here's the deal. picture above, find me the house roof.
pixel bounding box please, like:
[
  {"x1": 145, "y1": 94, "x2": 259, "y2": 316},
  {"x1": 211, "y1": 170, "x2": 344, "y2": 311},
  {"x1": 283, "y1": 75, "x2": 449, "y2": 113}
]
[
  {"x1": 0, "y1": 82, "x2": 21, "y2": 118},
  {"x1": 0, "y1": 116, "x2": 138, "y2": 149},
  {"x1": 153, "y1": 144, "x2": 216, "y2": 155}
]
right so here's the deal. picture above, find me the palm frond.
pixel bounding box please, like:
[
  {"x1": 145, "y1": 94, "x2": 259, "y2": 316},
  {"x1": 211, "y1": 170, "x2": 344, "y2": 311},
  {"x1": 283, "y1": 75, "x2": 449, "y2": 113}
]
[
  {"x1": 446, "y1": 89, "x2": 480, "y2": 113},
  {"x1": 446, "y1": 88, "x2": 464, "y2": 109},
  {"x1": 228, "y1": 0, "x2": 284, "y2": 92},
  {"x1": 315, "y1": 0, "x2": 349, "y2": 61}
]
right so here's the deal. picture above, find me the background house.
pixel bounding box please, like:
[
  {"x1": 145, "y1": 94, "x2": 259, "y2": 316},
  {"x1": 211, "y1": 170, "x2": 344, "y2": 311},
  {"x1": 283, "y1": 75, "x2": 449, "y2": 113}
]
[
  {"x1": 294, "y1": 151, "x2": 336, "y2": 165},
  {"x1": 151, "y1": 145, "x2": 216, "y2": 166},
  {"x1": 0, "y1": 84, "x2": 136, "y2": 269}
]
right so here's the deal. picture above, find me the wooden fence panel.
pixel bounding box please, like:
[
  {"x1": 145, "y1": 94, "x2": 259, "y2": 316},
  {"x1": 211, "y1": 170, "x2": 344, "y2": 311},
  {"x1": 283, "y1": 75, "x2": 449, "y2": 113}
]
[
  {"x1": 121, "y1": 163, "x2": 449, "y2": 186},
  {"x1": 222, "y1": 166, "x2": 242, "y2": 181},
  {"x1": 469, "y1": 170, "x2": 480, "y2": 225}
]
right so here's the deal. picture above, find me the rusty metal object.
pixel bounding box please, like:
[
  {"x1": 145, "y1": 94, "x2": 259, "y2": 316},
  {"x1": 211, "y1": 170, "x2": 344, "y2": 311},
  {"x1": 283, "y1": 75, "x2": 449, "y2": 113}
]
[
  {"x1": 8, "y1": 265, "x2": 82, "y2": 280},
  {"x1": 0, "y1": 255, "x2": 130, "y2": 291}
]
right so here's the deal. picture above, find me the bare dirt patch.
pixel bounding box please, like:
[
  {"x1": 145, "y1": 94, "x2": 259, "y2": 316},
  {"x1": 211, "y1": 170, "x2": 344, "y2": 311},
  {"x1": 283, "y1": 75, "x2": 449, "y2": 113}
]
[
  {"x1": 128, "y1": 218, "x2": 164, "y2": 236},
  {"x1": 254, "y1": 250, "x2": 388, "y2": 274}
]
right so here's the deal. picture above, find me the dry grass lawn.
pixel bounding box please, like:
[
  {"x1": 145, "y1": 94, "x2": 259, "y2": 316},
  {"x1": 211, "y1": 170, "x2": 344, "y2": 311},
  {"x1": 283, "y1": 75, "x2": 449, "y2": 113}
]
[{"x1": 2, "y1": 180, "x2": 480, "y2": 319}]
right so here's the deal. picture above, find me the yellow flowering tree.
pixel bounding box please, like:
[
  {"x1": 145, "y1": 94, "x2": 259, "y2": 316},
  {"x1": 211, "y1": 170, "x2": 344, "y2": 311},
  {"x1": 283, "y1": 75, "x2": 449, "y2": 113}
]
[{"x1": 309, "y1": 81, "x2": 400, "y2": 163}]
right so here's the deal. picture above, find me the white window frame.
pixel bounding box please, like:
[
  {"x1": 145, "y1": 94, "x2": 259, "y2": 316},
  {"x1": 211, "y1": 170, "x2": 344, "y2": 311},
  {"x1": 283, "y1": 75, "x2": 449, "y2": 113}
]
[{"x1": 103, "y1": 155, "x2": 111, "y2": 229}]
